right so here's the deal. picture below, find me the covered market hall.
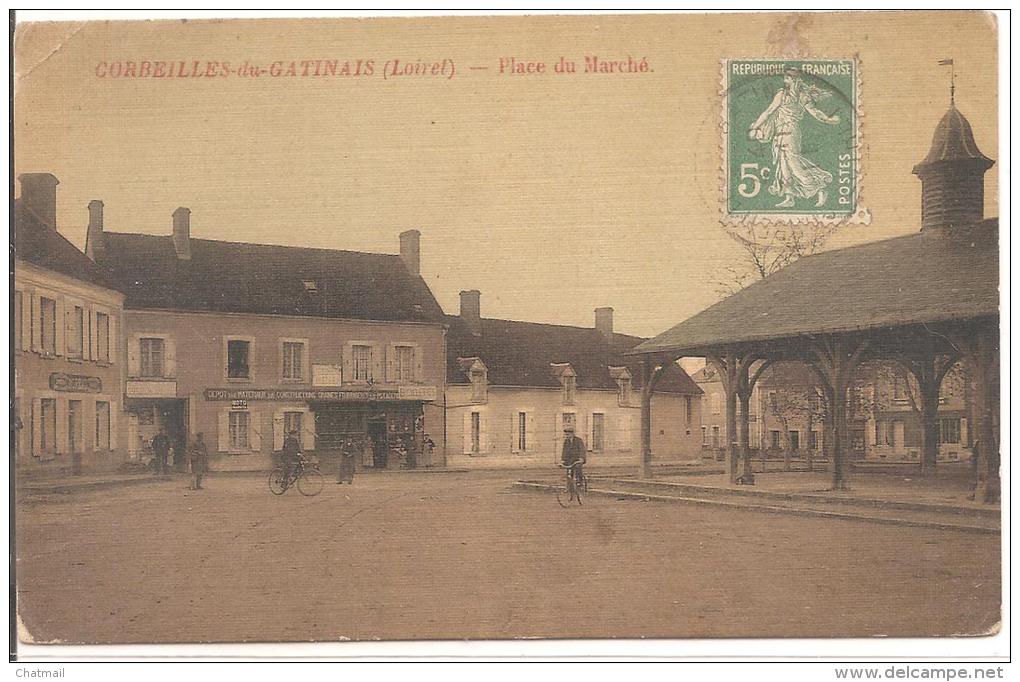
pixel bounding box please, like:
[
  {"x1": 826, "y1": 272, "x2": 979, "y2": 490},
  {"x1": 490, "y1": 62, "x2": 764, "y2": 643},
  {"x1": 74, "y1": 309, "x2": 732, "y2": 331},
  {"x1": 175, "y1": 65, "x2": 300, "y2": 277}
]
[{"x1": 628, "y1": 99, "x2": 1000, "y2": 504}]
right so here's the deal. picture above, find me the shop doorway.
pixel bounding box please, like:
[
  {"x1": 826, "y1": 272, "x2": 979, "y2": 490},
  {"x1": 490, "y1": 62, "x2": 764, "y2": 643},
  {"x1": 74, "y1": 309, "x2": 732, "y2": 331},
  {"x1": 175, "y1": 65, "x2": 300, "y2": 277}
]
[{"x1": 368, "y1": 417, "x2": 388, "y2": 468}]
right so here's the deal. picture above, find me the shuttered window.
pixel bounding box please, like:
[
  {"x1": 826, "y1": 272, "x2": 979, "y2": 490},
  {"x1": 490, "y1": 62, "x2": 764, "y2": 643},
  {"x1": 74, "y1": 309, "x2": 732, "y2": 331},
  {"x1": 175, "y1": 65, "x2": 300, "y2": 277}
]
[
  {"x1": 140, "y1": 338, "x2": 165, "y2": 377},
  {"x1": 40, "y1": 297, "x2": 57, "y2": 354},
  {"x1": 352, "y1": 345, "x2": 371, "y2": 381},
  {"x1": 394, "y1": 346, "x2": 414, "y2": 382},
  {"x1": 283, "y1": 342, "x2": 304, "y2": 380},
  {"x1": 68, "y1": 306, "x2": 85, "y2": 359},
  {"x1": 96, "y1": 313, "x2": 110, "y2": 363},
  {"x1": 229, "y1": 411, "x2": 250, "y2": 449}
]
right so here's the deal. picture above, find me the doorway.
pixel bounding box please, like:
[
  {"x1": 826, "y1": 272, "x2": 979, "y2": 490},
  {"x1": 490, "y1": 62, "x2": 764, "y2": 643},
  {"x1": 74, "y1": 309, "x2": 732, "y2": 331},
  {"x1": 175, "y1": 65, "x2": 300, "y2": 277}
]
[{"x1": 368, "y1": 417, "x2": 387, "y2": 468}]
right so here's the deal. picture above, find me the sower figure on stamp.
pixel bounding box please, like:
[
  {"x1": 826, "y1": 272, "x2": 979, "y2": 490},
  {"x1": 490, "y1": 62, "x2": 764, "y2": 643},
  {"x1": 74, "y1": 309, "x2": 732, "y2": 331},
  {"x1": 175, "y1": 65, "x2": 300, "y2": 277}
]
[
  {"x1": 151, "y1": 427, "x2": 171, "y2": 476},
  {"x1": 189, "y1": 432, "x2": 208, "y2": 490},
  {"x1": 749, "y1": 67, "x2": 841, "y2": 208},
  {"x1": 336, "y1": 435, "x2": 357, "y2": 485}
]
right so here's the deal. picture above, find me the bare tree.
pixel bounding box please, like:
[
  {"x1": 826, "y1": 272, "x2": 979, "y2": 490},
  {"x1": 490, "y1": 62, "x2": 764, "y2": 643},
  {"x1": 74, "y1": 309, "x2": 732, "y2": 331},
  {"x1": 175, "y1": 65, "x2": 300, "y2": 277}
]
[{"x1": 714, "y1": 223, "x2": 841, "y2": 297}]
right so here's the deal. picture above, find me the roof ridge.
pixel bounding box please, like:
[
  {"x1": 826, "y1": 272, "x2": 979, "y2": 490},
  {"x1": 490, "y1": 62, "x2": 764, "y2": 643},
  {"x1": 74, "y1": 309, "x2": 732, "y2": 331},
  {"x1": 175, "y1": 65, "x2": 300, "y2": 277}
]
[
  {"x1": 445, "y1": 313, "x2": 645, "y2": 340},
  {"x1": 103, "y1": 230, "x2": 402, "y2": 259}
]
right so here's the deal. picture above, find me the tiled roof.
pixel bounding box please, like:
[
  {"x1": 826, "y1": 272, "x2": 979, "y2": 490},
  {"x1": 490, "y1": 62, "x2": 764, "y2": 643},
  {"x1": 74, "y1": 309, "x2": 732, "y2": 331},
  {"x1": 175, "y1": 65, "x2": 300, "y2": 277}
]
[
  {"x1": 13, "y1": 202, "x2": 121, "y2": 291},
  {"x1": 446, "y1": 315, "x2": 702, "y2": 395},
  {"x1": 632, "y1": 220, "x2": 998, "y2": 357},
  {"x1": 98, "y1": 232, "x2": 446, "y2": 323}
]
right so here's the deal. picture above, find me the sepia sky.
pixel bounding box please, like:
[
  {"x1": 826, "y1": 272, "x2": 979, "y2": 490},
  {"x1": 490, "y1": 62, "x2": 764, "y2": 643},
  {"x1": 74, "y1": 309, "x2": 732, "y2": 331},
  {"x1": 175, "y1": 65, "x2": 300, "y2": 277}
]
[{"x1": 13, "y1": 11, "x2": 998, "y2": 337}]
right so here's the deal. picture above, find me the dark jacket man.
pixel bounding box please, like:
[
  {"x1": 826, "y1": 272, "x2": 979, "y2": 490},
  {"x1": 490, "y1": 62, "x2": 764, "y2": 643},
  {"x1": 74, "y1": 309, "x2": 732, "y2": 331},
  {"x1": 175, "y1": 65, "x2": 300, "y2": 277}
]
[{"x1": 151, "y1": 429, "x2": 171, "y2": 475}]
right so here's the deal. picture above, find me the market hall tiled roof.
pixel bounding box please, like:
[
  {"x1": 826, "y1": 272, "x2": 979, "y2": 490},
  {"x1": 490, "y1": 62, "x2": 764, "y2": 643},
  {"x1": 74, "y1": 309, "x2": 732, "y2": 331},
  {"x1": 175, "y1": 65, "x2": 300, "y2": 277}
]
[
  {"x1": 630, "y1": 219, "x2": 999, "y2": 357},
  {"x1": 98, "y1": 232, "x2": 447, "y2": 324},
  {"x1": 446, "y1": 315, "x2": 702, "y2": 395}
]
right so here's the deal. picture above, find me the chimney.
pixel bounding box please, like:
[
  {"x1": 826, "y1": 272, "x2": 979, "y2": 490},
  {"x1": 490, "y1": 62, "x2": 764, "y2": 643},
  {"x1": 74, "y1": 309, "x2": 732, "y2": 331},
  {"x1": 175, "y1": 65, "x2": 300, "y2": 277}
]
[
  {"x1": 18, "y1": 173, "x2": 59, "y2": 230},
  {"x1": 172, "y1": 207, "x2": 191, "y2": 260},
  {"x1": 85, "y1": 200, "x2": 105, "y2": 260},
  {"x1": 459, "y1": 289, "x2": 482, "y2": 336},
  {"x1": 399, "y1": 229, "x2": 421, "y2": 276},
  {"x1": 595, "y1": 307, "x2": 614, "y2": 338}
]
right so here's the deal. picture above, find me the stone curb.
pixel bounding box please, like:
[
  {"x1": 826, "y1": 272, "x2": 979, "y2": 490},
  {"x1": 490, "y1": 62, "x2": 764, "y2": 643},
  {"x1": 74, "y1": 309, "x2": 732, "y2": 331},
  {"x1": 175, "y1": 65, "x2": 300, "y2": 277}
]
[
  {"x1": 512, "y1": 482, "x2": 1000, "y2": 535},
  {"x1": 607, "y1": 478, "x2": 1000, "y2": 518}
]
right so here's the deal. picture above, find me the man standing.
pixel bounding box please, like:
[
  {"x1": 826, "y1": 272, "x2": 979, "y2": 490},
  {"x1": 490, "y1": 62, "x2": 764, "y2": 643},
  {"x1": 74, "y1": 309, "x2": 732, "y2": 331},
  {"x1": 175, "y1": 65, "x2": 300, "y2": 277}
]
[
  {"x1": 560, "y1": 424, "x2": 586, "y2": 487},
  {"x1": 336, "y1": 435, "x2": 357, "y2": 485},
  {"x1": 151, "y1": 427, "x2": 171, "y2": 476},
  {"x1": 189, "y1": 432, "x2": 208, "y2": 490}
]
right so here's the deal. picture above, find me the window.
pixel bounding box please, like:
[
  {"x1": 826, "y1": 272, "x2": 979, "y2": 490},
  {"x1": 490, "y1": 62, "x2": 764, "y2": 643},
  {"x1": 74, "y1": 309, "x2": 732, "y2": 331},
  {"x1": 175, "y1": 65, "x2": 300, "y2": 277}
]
[
  {"x1": 228, "y1": 340, "x2": 251, "y2": 379},
  {"x1": 591, "y1": 413, "x2": 605, "y2": 453},
  {"x1": 685, "y1": 396, "x2": 693, "y2": 424},
  {"x1": 14, "y1": 291, "x2": 22, "y2": 351},
  {"x1": 712, "y1": 393, "x2": 721, "y2": 415},
  {"x1": 618, "y1": 378, "x2": 632, "y2": 406},
  {"x1": 95, "y1": 401, "x2": 111, "y2": 450},
  {"x1": 470, "y1": 412, "x2": 481, "y2": 454},
  {"x1": 283, "y1": 342, "x2": 304, "y2": 380},
  {"x1": 96, "y1": 312, "x2": 110, "y2": 363},
  {"x1": 770, "y1": 430, "x2": 781, "y2": 449},
  {"x1": 40, "y1": 398, "x2": 57, "y2": 454},
  {"x1": 563, "y1": 376, "x2": 576, "y2": 405},
  {"x1": 352, "y1": 344, "x2": 371, "y2": 381},
  {"x1": 711, "y1": 426, "x2": 720, "y2": 448},
  {"x1": 701, "y1": 426, "x2": 708, "y2": 446},
  {"x1": 40, "y1": 297, "x2": 56, "y2": 354},
  {"x1": 229, "y1": 411, "x2": 250, "y2": 449},
  {"x1": 140, "y1": 338, "x2": 165, "y2": 377},
  {"x1": 517, "y1": 412, "x2": 527, "y2": 452},
  {"x1": 789, "y1": 430, "x2": 800, "y2": 451},
  {"x1": 394, "y1": 346, "x2": 415, "y2": 382},
  {"x1": 809, "y1": 430, "x2": 820, "y2": 451},
  {"x1": 768, "y1": 391, "x2": 778, "y2": 413},
  {"x1": 284, "y1": 411, "x2": 303, "y2": 441},
  {"x1": 68, "y1": 306, "x2": 85, "y2": 358},
  {"x1": 938, "y1": 418, "x2": 961, "y2": 444},
  {"x1": 470, "y1": 368, "x2": 487, "y2": 403},
  {"x1": 68, "y1": 400, "x2": 83, "y2": 454}
]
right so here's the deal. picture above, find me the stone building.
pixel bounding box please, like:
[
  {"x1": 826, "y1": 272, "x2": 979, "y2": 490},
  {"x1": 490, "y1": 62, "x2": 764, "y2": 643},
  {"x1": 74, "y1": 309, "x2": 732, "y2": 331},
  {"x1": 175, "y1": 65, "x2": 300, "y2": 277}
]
[
  {"x1": 87, "y1": 209, "x2": 448, "y2": 472},
  {"x1": 13, "y1": 174, "x2": 127, "y2": 474},
  {"x1": 445, "y1": 292, "x2": 703, "y2": 469}
]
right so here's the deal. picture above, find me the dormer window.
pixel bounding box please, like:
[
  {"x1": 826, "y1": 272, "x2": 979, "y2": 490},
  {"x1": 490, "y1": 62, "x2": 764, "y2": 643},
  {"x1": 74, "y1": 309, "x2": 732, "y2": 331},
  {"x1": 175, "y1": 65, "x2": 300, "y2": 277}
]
[
  {"x1": 302, "y1": 280, "x2": 319, "y2": 293},
  {"x1": 609, "y1": 366, "x2": 633, "y2": 407},
  {"x1": 458, "y1": 357, "x2": 488, "y2": 404},
  {"x1": 551, "y1": 363, "x2": 577, "y2": 406}
]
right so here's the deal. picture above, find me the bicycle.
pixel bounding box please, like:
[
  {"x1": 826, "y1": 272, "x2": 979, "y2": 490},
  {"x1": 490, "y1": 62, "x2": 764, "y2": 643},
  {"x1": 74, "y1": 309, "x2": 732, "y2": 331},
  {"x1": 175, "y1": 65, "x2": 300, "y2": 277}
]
[
  {"x1": 556, "y1": 461, "x2": 587, "y2": 507},
  {"x1": 268, "y1": 454, "x2": 325, "y2": 496}
]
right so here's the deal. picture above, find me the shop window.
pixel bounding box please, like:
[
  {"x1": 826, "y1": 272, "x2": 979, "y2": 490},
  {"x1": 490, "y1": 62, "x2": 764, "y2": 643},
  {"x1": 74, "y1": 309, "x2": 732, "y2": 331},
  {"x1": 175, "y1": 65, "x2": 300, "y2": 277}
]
[
  {"x1": 228, "y1": 340, "x2": 251, "y2": 379},
  {"x1": 68, "y1": 306, "x2": 85, "y2": 359},
  {"x1": 95, "y1": 401, "x2": 111, "y2": 450},
  {"x1": 96, "y1": 312, "x2": 110, "y2": 363},
  {"x1": 40, "y1": 297, "x2": 57, "y2": 354},
  {"x1": 283, "y1": 342, "x2": 304, "y2": 380},
  {"x1": 352, "y1": 345, "x2": 372, "y2": 381},
  {"x1": 40, "y1": 398, "x2": 57, "y2": 454},
  {"x1": 394, "y1": 345, "x2": 415, "y2": 382},
  {"x1": 140, "y1": 338, "x2": 165, "y2": 377},
  {"x1": 229, "y1": 411, "x2": 250, "y2": 450},
  {"x1": 591, "y1": 413, "x2": 605, "y2": 453}
]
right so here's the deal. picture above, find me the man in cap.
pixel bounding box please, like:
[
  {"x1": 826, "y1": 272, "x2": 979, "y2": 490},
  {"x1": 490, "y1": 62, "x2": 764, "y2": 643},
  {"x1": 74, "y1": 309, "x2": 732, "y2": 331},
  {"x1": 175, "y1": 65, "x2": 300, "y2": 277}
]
[
  {"x1": 281, "y1": 428, "x2": 302, "y2": 487},
  {"x1": 560, "y1": 423, "x2": 587, "y2": 489}
]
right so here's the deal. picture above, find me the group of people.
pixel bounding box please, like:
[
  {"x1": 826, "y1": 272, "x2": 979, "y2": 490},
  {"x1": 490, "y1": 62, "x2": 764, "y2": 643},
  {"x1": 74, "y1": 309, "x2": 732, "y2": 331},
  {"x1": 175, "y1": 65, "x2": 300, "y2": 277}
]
[{"x1": 150, "y1": 427, "x2": 208, "y2": 490}]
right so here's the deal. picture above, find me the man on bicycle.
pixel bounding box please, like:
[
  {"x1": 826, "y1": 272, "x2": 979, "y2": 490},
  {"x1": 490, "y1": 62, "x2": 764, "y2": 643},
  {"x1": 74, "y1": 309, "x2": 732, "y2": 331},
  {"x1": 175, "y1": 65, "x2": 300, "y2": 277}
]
[
  {"x1": 561, "y1": 424, "x2": 586, "y2": 488},
  {"x1": 281, "y1": 429, "x2": 302, "y2": 486}
]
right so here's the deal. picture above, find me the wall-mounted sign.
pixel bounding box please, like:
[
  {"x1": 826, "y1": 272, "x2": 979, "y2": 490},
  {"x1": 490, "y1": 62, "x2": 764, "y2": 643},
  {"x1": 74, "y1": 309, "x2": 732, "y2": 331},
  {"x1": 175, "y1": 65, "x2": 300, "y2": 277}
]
[
  {"x1": 312, "y1": 364, "x2": 342, "y2": 387},
  {"x1": 204, "y1": 386, "x2": 438, "y2": 403},
  {"x1": 49, "y1": 373, "x2": 102, "y2": 393},
  {"x1": 231, "y1": 400, "x2": 248, "y2": 409},
  {"x1": 125, "y1": 380, "x2": 177, "y2": 399}
]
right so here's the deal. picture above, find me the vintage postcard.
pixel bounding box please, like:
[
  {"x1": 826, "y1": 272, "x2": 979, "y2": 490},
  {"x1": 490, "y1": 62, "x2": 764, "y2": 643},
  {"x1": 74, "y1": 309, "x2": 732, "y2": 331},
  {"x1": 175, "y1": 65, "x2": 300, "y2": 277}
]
[{"x1": 10, "y1": 10, "x2": 1003, "y2": 663}]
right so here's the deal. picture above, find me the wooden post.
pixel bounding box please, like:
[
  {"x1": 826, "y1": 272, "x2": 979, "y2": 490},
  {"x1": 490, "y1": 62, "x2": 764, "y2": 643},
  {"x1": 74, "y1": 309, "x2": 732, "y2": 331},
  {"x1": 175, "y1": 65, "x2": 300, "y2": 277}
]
[
  {"x1": 808, "y1": 336, "x2": 868, "y2": 491},
  {"x1": 640, "y1": 357, "x2": 653, "y2": 479},
  {"x1": 896, "y1": 350, "x2": 958, "y2": 476},
  {"x1": 951, "y1": 329, "x2": 999, "y2": 504}
]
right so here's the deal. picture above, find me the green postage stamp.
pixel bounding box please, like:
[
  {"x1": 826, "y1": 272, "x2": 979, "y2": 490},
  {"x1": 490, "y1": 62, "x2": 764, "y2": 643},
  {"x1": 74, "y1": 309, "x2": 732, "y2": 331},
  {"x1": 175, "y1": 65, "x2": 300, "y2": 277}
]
[{"x1": 722, "y1": 59, "x2": 869, "y2": 225}]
